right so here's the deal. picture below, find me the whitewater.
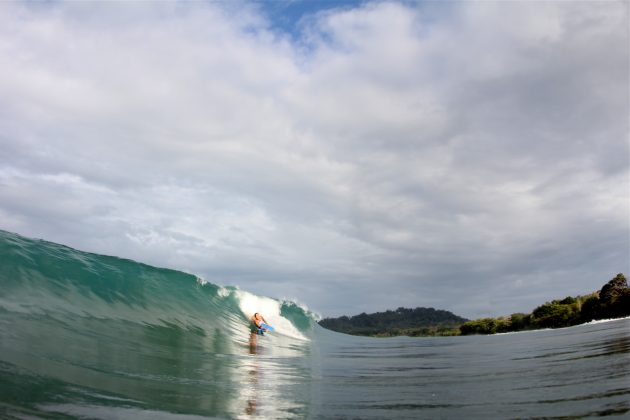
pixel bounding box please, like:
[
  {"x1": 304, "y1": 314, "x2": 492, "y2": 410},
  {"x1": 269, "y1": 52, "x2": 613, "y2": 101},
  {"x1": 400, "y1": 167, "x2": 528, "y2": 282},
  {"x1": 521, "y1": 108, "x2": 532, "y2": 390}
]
[{"x1": 1, "y1": 229, "x2": 628, "y2": 419}]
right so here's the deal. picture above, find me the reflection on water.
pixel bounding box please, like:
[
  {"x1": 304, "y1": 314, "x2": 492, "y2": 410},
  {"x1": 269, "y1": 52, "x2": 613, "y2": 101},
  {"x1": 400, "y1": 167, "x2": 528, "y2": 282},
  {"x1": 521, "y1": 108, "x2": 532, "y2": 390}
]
[
  {"x1": 0, "y1": 309, "x2": 315, "y2": 419},
  {"x1": 233, "y1": 329, "x2": 315, "y2": 419},
  {"x1": 1, "y1": 306, "x2": 627, "y2": 419},
  {"x1": 245, "y1": 332, "x2": 261, "y2": 416}
]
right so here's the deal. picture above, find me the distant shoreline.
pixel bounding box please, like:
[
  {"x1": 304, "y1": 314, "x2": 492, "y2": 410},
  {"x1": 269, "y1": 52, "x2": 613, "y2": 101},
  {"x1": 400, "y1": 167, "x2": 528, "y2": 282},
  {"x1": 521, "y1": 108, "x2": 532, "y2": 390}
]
[
  {"x1": 318, "y1": 306, "x2": 466, "y2": 337},
  {"x1": 491, "y1": 315, "x2": 630, "y2": 336},
  {"x1": 459, "y1": 273, "x2": 629, "y2": 336},
  {"x1": 319, "y1": 274, "x2": 629, "y2": 337}
]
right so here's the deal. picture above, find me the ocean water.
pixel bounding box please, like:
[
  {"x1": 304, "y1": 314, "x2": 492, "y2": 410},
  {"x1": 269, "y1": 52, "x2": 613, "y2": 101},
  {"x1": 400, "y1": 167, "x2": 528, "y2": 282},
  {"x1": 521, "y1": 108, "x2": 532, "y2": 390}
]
[{"x1": 0, "y1": 229, "x2": 628, "y2": 419}]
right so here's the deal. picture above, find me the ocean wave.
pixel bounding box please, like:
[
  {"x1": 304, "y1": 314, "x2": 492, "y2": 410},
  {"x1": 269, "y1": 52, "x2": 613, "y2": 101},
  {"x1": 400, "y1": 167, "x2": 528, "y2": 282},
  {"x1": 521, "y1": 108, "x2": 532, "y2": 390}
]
[{"x1": 0, "y1": 229, "x2": 315, "y2": 350}]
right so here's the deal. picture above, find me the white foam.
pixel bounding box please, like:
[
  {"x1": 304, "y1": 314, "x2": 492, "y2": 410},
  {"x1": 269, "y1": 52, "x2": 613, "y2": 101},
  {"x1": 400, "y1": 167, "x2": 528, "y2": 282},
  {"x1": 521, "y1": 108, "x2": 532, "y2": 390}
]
[
  {"x1": 217, "y1": 286, "x2": 231, "y2": 298},
  {"x1": 581, "y1": 316, "x2": 630, "y2": 326},
  {"x1": 235, "y1": 290, "x2": 308, "y2": 341}
]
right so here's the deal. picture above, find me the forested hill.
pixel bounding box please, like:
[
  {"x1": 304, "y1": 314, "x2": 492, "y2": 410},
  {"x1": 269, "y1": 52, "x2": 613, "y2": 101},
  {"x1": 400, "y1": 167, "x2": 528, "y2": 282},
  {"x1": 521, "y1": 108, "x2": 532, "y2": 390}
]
[
  {"x1": 318, "y1": 273, "x2": 629, "y2": 337},
  {"x1": 318, "y1": 307, "x2": 468, "y2": 337},
  {"x1": 459, "y1": 273, "x2": 630, "y2": 335}
]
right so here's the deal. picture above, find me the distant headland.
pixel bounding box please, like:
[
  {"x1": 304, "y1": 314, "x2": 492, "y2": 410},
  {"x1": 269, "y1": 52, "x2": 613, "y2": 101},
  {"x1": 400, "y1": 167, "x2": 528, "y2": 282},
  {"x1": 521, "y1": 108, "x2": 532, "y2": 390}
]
[
  {"x1": 318, "y1": 273, "x2": 630, "y2": 337},
  {"x1": 319, "y1": 307, "x2": 467, "y2": 337}
]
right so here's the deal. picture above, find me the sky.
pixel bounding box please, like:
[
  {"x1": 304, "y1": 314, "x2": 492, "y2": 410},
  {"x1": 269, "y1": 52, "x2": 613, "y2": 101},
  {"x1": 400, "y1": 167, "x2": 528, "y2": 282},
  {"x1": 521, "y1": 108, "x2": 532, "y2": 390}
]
[{"x1": 0, "y1": 0, "x2": 628, "y2": 319}]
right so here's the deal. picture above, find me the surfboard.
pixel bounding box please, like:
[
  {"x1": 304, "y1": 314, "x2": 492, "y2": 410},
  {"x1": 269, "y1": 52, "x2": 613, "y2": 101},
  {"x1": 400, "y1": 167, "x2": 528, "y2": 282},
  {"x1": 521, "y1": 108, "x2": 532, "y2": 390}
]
[{"x1": 260, "y1": 323, "x2": 274, "y2": 332}]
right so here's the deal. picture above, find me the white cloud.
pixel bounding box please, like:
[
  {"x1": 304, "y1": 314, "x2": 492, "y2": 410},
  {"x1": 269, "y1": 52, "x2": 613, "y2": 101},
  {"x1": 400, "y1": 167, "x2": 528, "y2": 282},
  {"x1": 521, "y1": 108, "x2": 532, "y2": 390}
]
[{"x1": 0, "y1": 0, "x2": 627, "y2": 318}]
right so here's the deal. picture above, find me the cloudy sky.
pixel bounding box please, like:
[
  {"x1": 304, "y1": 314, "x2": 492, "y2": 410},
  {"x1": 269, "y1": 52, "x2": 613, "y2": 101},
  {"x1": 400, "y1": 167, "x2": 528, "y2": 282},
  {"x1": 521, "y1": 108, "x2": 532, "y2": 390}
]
[{"x1": 0, "y1": 0, "x2": 628, "y2": 318}]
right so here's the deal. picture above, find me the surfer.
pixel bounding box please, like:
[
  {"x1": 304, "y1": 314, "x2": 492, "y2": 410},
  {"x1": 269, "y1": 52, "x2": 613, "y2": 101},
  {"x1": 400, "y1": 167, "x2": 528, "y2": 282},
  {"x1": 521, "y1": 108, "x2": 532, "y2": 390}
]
[
  {"x1": 249, "y1": 312, "x2": 269, "y2": 353},
  {"x1": 250, "y1": 312, "x2": 269, "y2": 335}
]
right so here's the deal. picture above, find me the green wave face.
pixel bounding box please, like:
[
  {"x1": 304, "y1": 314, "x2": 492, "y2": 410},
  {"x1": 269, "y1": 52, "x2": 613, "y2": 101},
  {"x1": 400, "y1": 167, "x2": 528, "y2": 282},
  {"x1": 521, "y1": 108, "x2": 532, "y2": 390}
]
[{"x1": 0, "y1": 230, "x2": 318, "y2": 418}]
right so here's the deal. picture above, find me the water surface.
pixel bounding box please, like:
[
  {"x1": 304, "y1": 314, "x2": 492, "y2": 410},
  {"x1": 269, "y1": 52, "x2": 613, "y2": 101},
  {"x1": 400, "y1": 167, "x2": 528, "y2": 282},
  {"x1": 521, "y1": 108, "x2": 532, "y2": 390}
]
[{"x1": 1, "y1": 230, "x2": 628, "y2": 419}]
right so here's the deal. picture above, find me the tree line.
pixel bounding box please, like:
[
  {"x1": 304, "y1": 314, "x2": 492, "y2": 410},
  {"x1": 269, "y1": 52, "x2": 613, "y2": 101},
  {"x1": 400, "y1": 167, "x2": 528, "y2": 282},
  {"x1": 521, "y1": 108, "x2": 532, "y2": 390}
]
[
  {"x1": 459, "y1": 273, "x2": 630, "y2": 335},
  {"x1": 318, "y1": 306, "x2": 468, "y2": 337},
  {"x1": 318, "y1": 273, "x2": 629, "y2": 337}
]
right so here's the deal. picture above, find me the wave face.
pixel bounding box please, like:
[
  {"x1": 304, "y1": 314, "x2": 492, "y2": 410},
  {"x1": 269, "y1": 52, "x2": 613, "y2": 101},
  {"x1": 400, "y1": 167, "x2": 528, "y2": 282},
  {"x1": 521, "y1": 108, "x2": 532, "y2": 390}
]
[{"x1": 0, "y1": 230, "x2": 318, "y2": 419}]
